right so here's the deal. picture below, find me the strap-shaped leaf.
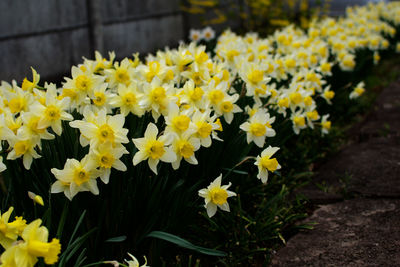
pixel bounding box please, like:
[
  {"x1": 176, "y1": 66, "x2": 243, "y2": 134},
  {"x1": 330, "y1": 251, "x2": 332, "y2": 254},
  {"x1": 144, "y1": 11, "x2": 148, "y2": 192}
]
[
  {"x1": 147, "y1": 231, "x2": 227, "y2": 257},
  {"x1": 105, "y1": 235, "x2": 127, "y2": 242}
]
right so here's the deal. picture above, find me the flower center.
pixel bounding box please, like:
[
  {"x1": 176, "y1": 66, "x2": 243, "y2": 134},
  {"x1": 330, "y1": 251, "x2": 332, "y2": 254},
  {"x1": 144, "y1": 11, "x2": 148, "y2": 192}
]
[
  {"x1": 197, "y1": 122, "x2": 212, "y2": 138},
  {"x1": 151, "y1": 87, "x2": 166, "y2": 104},
  {"x1": 343, "y1": 58, "x2": 355, "y2": 68},
  {"x1": 322, "y1": 121, "x2": 331, "y2": 130},
  {"x1": 9, "y1": 98, "x2": 25, "y2": 113},
  {"x1": 278, "y1": 98, "x2": 289, "y2": 108},
  {"x1": 28, "y1": 117, "x2": 45, "y2": 134},
  {"x1": 220, "y1": 101, "x2": 233, "y2": 113},
  {"x1": 45, "y1": 105, "x2": 61, "y2": 121},
  {"x1": 208, "y1": 90, "x2": 224, "y2": 104},
  {"x1": 289, "y1": 92, "x2": 303, "y2": 105},
  {"x1": 177, "y1": 140, "x2": 194, "y2": 158},
  {"x1": 306, "y1": 110, "x2": 319, "y2": 120},
  {"x1": 247, "y1": 70, "x2": 263, "y2": 84},
  {"x1": 192, "y1": 72, "x2": 202, "y2": 85},
  {"x1": 99, "y1": 153, "x2": 114, "y2": 169},
  {"x1": 97, "y1": 124, "x2": 114, "y2": 143},
  {"x1": 147, "y1": 140, "x2": 165, "y2": 159},
  {"x1": 285, "y1": 58, "x2": 296, "y2": 68},
  {"x1": 294, "y1": 116, "x2": 305, "y2": 127},
  {"x1": 355, "y1": 88, "x2": 365, "y2": 95},
  {"x1": 209, "y1": 187, "x2": 228, "y2": 205},
  {"x1": 321, "y1": 62, "x2": 331, "y2": 72},
  {"x1": 115, "y1": 69, "x2": 130, "y2": 84},
  {"x1": 123, "y1": 92, "x2": 136, "y2": 106},
  {"x1": 324, "y1": 90, "x2": 335, "y2": 100},
  {"x1": 260, "y1": 157, "x2": 279, "y2": 172},
  {"x1": 172, "y1": 115, "x2": 190, "y2": 132},
  {"x1": 93, "y1": 92, "x2": 106, "y2": 106},
  {"x1": 250, "y1": 123, "x2": 266, "y2": 137},
  {"x1": 190, "y1": 87, "x2": 204, "y2": 101},
  {"x1": 303, "y1": 96, "x2": 313, "y2": 106},
  {"x1": 14, "y1": 141, "x2": 29, "y2": 156},
  {"x1": 73, "y1": 168, "x2": 89, "y2": 186},
  {"x1": 226, "y1": 50, "x2": 239, "y2": 61},
  {"x1": 75, "y1": 75, "x2": 92, "y2": 91}
]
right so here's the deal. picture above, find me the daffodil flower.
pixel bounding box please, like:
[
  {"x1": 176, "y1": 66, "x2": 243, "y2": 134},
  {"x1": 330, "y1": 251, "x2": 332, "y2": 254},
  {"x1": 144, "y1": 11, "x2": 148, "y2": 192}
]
[
  {"x1": 0, "y1": 219, "x2": 61, "y2": 266},
  {"x1": 132, "y1": 123, "x2": 176, "y2": 174},
  {"x1": 171, "y1": 131, "x2": 200, "y2": 170},
  {"x1": 321, "y1": 114, "x2": 331, "y2": 135},
  {"x1": 124, "y1": 252, "x2": 149, "y2": 267},
  {"x1": 198, "y1": 174, "x2": 236, "y2": 217},
  {"x1": 51, "y1": 155, "x2": 102, "y2": 200},
  {"x1": 240, "y1": 109, "x2": 275, "y2": 147},
  {"x1": 349, "y1": 81, "x2": 365, "y2": 99},
  {"x1": 255, "y1": 146, "x2": 281, "y2": 184},
  {"x1": 70, "y1": 108, "x2": 129, "y2": 148}
]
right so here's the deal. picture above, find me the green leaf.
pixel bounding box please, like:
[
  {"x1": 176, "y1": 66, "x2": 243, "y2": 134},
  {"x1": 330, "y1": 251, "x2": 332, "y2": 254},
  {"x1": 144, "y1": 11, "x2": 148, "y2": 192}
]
[
  {"x1": 68, "y1": 210, "x2": 87, "y2": 247},
  {"x1": 73, "y1": 248, "x2": 87, "y2": 267},
  {"x1": 147, "y1": 231, "x2": 227, "y2": 257},
  {"x1": 105, "y1": 235, "x2": 127, "y2": 243},
  {"x1": 56, "y1": 201, "x2": 69, "y2": 239},
  {"x1": 222, "y1": 168, "x2": 248, "y2": 175},
  {"x1": 278, "y1": 232, "x2": 286, "y2": 244},
  {"x1": 59, "y1": 228, "x2": 97, "y2": 266}
]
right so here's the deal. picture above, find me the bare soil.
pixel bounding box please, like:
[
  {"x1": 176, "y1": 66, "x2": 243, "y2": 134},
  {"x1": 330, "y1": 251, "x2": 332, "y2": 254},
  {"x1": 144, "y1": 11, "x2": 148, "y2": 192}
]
[{"x1": 272, "y1": 79, "x2": 400, "y2": 266}]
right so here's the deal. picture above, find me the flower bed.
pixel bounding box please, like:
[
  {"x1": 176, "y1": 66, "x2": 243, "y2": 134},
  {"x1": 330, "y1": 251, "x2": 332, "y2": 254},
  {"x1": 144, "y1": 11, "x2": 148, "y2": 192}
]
[{"x1": 0, "y1": 2, "x2": 400, "y2": 266}]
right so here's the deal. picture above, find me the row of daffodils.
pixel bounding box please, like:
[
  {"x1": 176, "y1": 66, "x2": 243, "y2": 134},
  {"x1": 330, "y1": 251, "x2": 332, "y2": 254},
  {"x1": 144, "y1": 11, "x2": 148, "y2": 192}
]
[{"x1": 1, "y1": 1, "x2": 400, "y2": 266}]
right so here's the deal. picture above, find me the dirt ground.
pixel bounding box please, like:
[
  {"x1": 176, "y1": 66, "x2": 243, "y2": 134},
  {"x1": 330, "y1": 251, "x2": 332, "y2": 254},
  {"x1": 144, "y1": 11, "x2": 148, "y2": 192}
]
[{"x1": 271, "y1": 79, "x2": 400, "y2": 266}]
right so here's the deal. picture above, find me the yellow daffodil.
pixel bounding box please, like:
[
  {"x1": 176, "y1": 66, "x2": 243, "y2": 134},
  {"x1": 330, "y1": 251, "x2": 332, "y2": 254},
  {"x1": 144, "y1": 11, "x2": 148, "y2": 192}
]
[
  {"x1": 239, "y1": 109, "x2": 276, "y2": 147},
  {"x1": 321, "y1": 114, "x2": 331, "y2": 135},
  {"x1": 124, "y1": 252, "x2": 149, "y2": 267},
  {"x1": 350, "y1": 81, "x2": 366, "y2": 99},
  {"x1": 70, "y1": 108, "x2": 129, "y2": 147},
  {"x1": 170, "y1": 130, "x2": 200, "y2": 170},
  {"x1": 88, "y1": 142, "x2": 128, "y2": 184},
  {"x1": 255, "y1": 146, "x2": 281, "y2": 184},
  {"x1": 27, "y1": 192, "x2": 44, "y2": 206},
  {"x1": 110, "y1": 83, "x2": 144, "y2": 117},
  {"x1": 0, "y1": 207, "x2": 22, "y2": 249},
  {"x1": 30, "y1": 83, "x2": 74, "y2": 136},
  {"x1": 198, "y1": 174, "x2": 236, "y2": 217},
  {"x1": 132, "y1": 123, "x2": 176, "y2": 174},
  {"x1": 51, "y1": 155, "x2": 102, "y2": 200},
  {"x1": 21, "y1": 67, "x2": 40, "y2": 92},
  {"x1": 0, "y1": 219, "x2": 61, "y2": 266},
  {"x1": 6, "y1": 131, "x2": 41, "y2": 170}
]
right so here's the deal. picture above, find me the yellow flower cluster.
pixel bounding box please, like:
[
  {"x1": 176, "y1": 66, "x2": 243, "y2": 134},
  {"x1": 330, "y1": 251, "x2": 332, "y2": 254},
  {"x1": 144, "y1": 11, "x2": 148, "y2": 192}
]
[
  {"x1": 0, "y1": 69, "x2": 74, "y2": 170},
  {"x1": 47, "y1": 41, "x2": 244, "y2": 200},
  {"x1": 0, "y1": 2, "x2": 397, "y2": 206},
  {"x1": 214, "y1": 2, "x2": 397, "y2": 137},
  {"x1": 375, "y1": 1, "x2": 400, "y2": 27},
  {"x1": 0, "y1": 207, "x2": 61, "y2": 267}
]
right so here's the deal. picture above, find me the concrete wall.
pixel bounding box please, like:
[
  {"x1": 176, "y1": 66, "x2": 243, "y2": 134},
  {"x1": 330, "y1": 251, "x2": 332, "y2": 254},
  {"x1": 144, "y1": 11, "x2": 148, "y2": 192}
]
[{"x1": 0, "y1": 0, "x2": 184, "y2": 83}]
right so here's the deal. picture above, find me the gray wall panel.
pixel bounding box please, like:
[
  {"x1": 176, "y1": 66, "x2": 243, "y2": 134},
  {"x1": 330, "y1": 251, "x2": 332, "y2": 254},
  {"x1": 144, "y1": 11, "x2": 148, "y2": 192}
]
[
  {"x1": 0, "y1": 28, "x2": 91, "y2": 82},
  {"x1": 101, "y1": 0, "x2": 181, "y2": 23},
  {"x1": 0, "y1": 0, "x2": 88, "y2": 38},
  {"x1": 103, "y1": 14, "x2": 183, "y2": 57}
]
